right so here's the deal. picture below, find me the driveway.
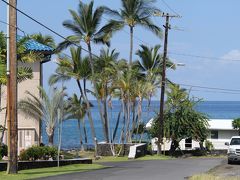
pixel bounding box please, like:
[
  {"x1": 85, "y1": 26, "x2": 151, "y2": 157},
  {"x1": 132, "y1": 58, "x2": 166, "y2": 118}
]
[{"x1": 40, "y1": 158, "x2": 224, "y2": 180}]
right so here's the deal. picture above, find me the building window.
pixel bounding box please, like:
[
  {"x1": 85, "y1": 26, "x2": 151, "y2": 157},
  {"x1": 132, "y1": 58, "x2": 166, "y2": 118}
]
[
  {"x1": 185, "y1": 138, "x2": 192, "y2": 149},
  {"x1": 211, "y1": 130, "x2": 218, "y2": 139}
]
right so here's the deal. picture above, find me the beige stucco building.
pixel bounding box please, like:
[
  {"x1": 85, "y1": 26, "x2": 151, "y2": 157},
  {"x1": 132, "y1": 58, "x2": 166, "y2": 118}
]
[{"x1": 0, "y1": 39, "x2": 53, "y2": 153}]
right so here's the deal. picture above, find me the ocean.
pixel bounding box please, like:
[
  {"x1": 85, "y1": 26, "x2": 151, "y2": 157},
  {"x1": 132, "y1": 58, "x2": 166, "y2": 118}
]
[{"x1": 42, "y1": 101, "x2": 240, "y2": 149}]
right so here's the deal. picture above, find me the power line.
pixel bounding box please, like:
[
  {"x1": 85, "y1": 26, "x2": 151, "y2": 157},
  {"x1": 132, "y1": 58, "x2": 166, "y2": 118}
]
[
  {"x1": 0, "y1": 19, "x2": 73, "y2": 61},
  {"x1": 1, "y1": 0, "x2": 100, "y2": 59},
  {"x1": 169, "y1": 52, "x2": 240, "y2": 62},
  {"x1": 178, "y1": 83, "x2": 240, "y2": 93},
  {"x1": 0, "y1": 20, "x2": 25, "y2": 35},
  {"x1": 189, "y1": 89, "x2": 240, "y2": 95},
  {"x1": 160, "y1": 0, "x2": 181, "y2": 17}
]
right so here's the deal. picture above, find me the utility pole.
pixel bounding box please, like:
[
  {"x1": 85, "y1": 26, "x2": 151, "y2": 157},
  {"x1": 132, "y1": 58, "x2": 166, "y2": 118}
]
[
  {"x1": 158, "y1": 13, "x2": 180, "y2": 155},
  {"x1": 7, "y1": 0, "x2": 18, "y2": 174}
]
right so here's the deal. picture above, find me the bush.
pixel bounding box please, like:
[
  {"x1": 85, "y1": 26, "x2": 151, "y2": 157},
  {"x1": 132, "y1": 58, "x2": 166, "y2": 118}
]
[
  {"x1": 0, "y1": 144, "x2": 8, "y2": 159},
  {"x1": 19, "y1": 146, "x2": 57, "y2": 161},
  {"x1": 205, "y1": 140, "x2": 214, "y2": 151}
]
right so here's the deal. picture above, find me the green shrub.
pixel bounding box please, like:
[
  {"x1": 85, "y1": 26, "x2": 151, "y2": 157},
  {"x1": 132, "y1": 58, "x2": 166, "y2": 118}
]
[
  {"x1": 19, "y1": 146, "x2": 57, "y2": 161},
  {"x1": 0, "y1": 144, "x2": 8, "y2": 159},
  {"x1": 205, "y1": 140, "x2": 214, "y2": 151}
]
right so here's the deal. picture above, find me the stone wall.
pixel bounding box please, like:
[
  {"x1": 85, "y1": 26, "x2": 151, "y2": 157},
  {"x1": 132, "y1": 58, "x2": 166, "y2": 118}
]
[{"x1": 0, "y1": 158, "x2": 92, "y2": 171}]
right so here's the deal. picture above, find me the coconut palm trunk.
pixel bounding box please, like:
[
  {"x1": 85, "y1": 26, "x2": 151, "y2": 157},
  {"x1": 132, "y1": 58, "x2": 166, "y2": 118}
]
[
  {"x1": 87, "y1": 42, "x2": 109, "y2": 143},
  {"x1": 76, "y1": 80, "x2": 96, "y2": 142},
  {"x1": 129, "y1": 26, "x2": 133, "y2": 67},
  {"x1": 48, "y1": 132, "x2": 54, "y2": 147}
]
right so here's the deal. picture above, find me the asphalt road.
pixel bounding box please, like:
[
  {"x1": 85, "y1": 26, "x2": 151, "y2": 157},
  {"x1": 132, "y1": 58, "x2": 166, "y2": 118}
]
[{"x1": 40, "y1": 158, "x2": 225, "y2": 180}]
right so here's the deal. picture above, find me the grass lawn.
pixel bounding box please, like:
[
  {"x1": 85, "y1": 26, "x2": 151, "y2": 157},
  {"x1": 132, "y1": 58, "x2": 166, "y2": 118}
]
[
  {"x1": 189, "y1": 174, "x2": 239, "y2": 180},
  {"x1": 94, "y1": 154, "x2": 171, "y2": 163},
  {"x1": 0, "y1": 164, "x2": 105, "y2": 180}
]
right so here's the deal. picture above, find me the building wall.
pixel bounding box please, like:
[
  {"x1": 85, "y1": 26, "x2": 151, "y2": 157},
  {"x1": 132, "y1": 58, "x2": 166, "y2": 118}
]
[
  {"x1": 151, "y1": 129, "x2": 239, "y2": 151},
  {"x1": 207, "y1": 130, "x2": 239, "y2": 150},
  {"x1": 0, "y1": 62, "x2": 40, "y2": 153}
]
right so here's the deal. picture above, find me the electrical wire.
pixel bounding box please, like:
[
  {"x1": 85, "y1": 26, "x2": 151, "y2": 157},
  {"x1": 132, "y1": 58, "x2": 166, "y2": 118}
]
[
  {"x1": 160, "y1": 0, "x2": 181, "y2": 17},
  {"x1": 169, "y1": 52, "x2": 240, "y2": 62},
  {"x1": 1, "y1": 0, "x2": 100, "y2": 59},
  {"x1": 3, "y1": 1, "x2": 240, "y2": 96},
  {"x1": 0, "y1": 20, "x2": 26, "y2": 35}
]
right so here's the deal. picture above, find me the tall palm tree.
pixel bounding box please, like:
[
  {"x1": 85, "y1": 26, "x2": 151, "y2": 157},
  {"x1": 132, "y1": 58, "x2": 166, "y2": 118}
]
[
  {"x1": 104, "y1": 0, "x2": 162, "y2": 66},
  {"x1": 49, "y1": 47, "x2": 98, "y2": 143},
  {"x1": 94, "y1": 48, "x2": 119, "y2": 142},
  {"x1": 136, "y1": 44, "x2": 175, "y2": 105},
  {"x1": 57, "y1": 1, "x2": 115, "y2": 78},
  {"x1": 18, "y1": 87, "x2": 66, "y2": 146}
]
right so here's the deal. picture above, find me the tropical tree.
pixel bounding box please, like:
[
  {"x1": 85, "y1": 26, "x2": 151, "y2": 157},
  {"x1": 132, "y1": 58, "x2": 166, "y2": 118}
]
[
  {"x1": 66, "y1": 94, "x2": 87, "y2": 150},
  {"x1": 104, "y1": 0, "x2": 162, "y2": 66},
  {"x1": 18, "y1": 87, "x2": 66, "y2": 146},
  {"x1": 56, "y1": 1, "x2": 117, "y2": 143},
  {"x1": 48, "y1": 47, "x2": 98, "y2": 142},
  {"x1": 149, "y1": 84, "x2": 209, "y2": 155},
  {"x1": 232, "y1": 118, "x2": 240, "y2": 135},
  {"x1": 30, "y1": 33, "x2": 56, "y2": 48},
  {"x1": 94, "y1": 48, "x2": 119, "y2": 142},
  {"x1": 136, "y1": 44, "x2": 175, "y2": 106}
]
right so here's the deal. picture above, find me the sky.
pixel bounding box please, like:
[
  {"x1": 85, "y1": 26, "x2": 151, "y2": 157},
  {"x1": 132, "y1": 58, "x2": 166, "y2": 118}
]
[{"x1": 1, "y1": 0, "x2": 240, "y2": 101}]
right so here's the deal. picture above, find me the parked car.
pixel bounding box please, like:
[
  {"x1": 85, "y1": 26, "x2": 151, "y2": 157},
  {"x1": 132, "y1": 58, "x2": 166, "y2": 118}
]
[{"x1": 225, "y1": 136, "x2": 240, "y2": 164}]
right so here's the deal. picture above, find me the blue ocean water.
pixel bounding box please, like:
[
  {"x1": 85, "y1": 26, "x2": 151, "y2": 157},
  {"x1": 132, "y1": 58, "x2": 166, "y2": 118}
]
[{"x1": 42, "y1": 101, "x2": 240, "y2": 149}]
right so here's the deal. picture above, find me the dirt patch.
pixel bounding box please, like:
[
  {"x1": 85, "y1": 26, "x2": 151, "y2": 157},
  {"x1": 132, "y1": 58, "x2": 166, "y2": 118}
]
[{"x1": 209, "y1": 159, "x2": 240, "y2": 178}]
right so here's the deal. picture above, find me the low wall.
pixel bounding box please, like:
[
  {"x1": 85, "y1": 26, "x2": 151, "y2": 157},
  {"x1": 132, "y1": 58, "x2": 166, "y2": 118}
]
[
  {"x1": 97, "y1": 143, "x2": 148, "y2": 156},
  {"x1": 0, "y1": 158, "x2": 92, "y2": 171}
]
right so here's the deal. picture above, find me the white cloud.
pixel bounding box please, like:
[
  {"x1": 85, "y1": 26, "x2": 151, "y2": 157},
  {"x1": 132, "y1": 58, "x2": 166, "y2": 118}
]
[{"x1": 221, "y1": 49, "x2": 240, "y2": 61}]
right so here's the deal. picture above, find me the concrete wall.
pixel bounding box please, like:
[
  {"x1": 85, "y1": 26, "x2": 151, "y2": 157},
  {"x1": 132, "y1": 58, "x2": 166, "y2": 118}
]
[
  {"x1": 0, "y1": 62, "x2": 41, "y2": 153},
  {"x1": 207, "y1": 130, "x2": 239, "y2": 149},
  {"x1": 151, "y1": 129, "x2": 239, "y2": 151}
]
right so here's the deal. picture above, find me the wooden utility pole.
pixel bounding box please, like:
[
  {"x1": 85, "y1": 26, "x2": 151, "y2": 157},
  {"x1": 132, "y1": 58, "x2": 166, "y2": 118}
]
[
  {"x1": 158, "y1": 13, "x2": 180, "y2": 155},
  {"x1": 7, "y1": 0, "x2": 18, "y2": 174}
]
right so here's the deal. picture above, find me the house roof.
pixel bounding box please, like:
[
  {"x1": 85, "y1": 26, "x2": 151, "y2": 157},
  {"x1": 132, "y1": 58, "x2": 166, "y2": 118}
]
[
  {"x1": 145, "y1": 118, "x2": 235, "y2": 131},
  {"x1": 25, "y1": 39, "x2": 54, "y2": 52},
  {"x1": 208, "y1": 119, "x2": 234, "y2": 130}
]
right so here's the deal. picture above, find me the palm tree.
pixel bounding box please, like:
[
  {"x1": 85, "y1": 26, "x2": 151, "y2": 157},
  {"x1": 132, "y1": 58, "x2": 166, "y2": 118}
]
[
  {"x1": 49, "y1": 47, "x2": 98, "y2": 143},
  {"x1": 57, "y1": 1, "x2": 114, "y2": 77},
  {"x1": 94, "y1": 48, "x2": 119, "y2": 142},
  {"x1": 18, "y1": 87, "x2": 66, "y2": 146},
  {"x1": 30, "y1": 33, "x2": 56, "y2": 48},
  {"x1": 136, "y1": 44, "x2": 175, "y2": 106},
  {"x1": 66, "y1": 94, "x2": 87, "y2": 150},
  {"x1": 104, "y1": 0, "x2": 162, "y2": 66}
]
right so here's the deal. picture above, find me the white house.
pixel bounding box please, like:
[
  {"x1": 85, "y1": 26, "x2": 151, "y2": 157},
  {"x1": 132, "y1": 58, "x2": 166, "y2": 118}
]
[{"x1": 148, "y1": 119, "x2": 239, "y2": 151}]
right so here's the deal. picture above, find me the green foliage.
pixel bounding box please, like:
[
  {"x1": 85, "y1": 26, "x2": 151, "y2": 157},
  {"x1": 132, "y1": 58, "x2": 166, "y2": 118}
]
[
  {"x1": 0, "y1": 144, "x2": 7, "y2": 159},
  {"x1": 149, "y1": 84, "x2": 209, "y2": 153},
  {"x1": 18, "y1": 86, "x2": 67, "y2": 146},
  {"x1": 19, "y1": 146, "x2": 57, "y2": 161},
  {"x1": 205, "y1": 140, "x2": 214, "y2": 151},
  {"x1": 232, "y1": 118, "x2": 240, "y2": 135}
]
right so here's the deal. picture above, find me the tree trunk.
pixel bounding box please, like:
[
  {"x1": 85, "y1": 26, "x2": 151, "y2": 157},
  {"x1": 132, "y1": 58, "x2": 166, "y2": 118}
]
[
  {"x1": 76, "y1": 80, "x2": 96, "y2": 144},
  {"x1": 103, "y1": 82, "x2": 109, "y2": 143},
  {"x1": 129, "y1": 26, "x2": 133, "y2": 66},
  {"x1": 169, "y1": 139, "x2": 179, "y2": 156},
  {"x1": 77, "y1": 119, "x2": 84, "y2": 151},
  {"x1": 48, "y1": 133, "x2": 54, "y2": 146}
]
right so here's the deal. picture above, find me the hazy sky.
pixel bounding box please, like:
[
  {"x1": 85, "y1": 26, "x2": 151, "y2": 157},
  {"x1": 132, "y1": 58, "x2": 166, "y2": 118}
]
[{"x1": 1, "y1": 0, "x2": 240, "y2": 101}]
